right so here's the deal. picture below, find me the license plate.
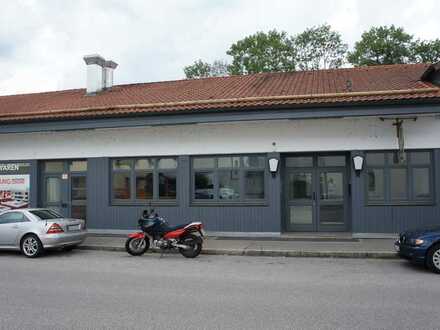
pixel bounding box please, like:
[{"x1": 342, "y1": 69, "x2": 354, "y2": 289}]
[{"x1": 68, "y1": 224, "x2": 81, "y2": 232}]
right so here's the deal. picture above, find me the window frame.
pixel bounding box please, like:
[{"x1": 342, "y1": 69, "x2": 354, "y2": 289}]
[
  {"x1": 111, "y1": 157, "x2": 178, "y2": 206},
  {"x1": 191, "y1": 154, "x2": 267, "y2": 205},
  {"x1": 365, "y1": 151, "x2": 434, "y2": 206}
]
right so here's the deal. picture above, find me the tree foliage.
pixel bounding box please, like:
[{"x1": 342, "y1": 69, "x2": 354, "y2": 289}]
[
  {"x1": 226, "y1": 30, "x2": 295, "y2": 75},
  {"x1": 410, "y1": 39, "x2": 440, "y2": 63},
  {"x1": 347, "y1": 25, "x2": 414, "y2": 66},
  {"x1": 184, "y1": 59, "x2": 228, "y2": 79},
  {"x1": 292, "y1": 24, "x2": 348, "y2": 70},
  {"x1": 184, "y1": 24, "x2": 440, "y2": 78}
]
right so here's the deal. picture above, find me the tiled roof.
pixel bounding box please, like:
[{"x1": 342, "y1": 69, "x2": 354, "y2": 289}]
[{"x1": 0, "y1": 63, "x2": 439, "y2": 123}]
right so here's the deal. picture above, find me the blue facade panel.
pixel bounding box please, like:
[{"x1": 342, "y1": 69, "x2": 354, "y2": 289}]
[
  {"x1": 350, "y1": 149, "x2": 440, "y2": 234},
  {"x1": 85, "y1": 155, "x2": 281, "y2": 233}
]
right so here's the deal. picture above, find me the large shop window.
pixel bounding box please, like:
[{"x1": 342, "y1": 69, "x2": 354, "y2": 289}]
[
  {"x1": 366, "y1": 151, "x2": 433, "y2": 205},
  {"x1": 112, "y1": 158, "x2": 177, "y2": 204},
  {"x1": 192, "y1": 155, "x2": 266, "y2": 203}
]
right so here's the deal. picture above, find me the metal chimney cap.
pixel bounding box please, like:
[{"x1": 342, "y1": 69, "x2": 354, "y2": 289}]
[
  {"x1": 105, "y1": 60, "x2": 118, "y2": 69},
  {"x1": 83, "y1": 54, "x2": 106, "y2": 67}
]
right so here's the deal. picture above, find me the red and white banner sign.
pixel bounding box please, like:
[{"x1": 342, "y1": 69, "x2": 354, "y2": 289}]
[{"x1": 0, "y1": 174, "x2": 30, "y2": 210}]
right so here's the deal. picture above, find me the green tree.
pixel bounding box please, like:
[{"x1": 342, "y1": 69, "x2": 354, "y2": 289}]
[
  {"x1": 226, "y1": 30, "x2": 296, "y2": 75},
  {"x1": 184, "y1": 59, "x2": 228, "y2": 79},
  {"x1": 347, "y1": 25, "x2": 414, "y2": 66},
  {"x1": 410, "y1": 39, "x2": 440, "y2": 63},
  {"x1": 292, "y1": 24, "x2": 348, "y2": 70}
]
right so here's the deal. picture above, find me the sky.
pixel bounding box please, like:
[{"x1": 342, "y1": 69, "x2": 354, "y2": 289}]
[{"x1": 0, "y1": 0, "x2": 438, "y2": 95}]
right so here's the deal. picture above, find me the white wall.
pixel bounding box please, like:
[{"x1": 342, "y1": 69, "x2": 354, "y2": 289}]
[{"x1": 1, "y1": 116, "x2": 440, "y2": 160}]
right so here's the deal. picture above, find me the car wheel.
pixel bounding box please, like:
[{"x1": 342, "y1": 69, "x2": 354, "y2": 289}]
[
  {"x1": 426, "y1": 244, "x2": 440, "y2": 274},
  {"x1": 21, "y1": 234, "x2": 44, "y2": 258}
]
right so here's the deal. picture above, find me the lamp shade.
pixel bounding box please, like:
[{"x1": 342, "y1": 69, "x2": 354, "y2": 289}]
[
  {"x1": 353, "y1": 155, "x2": 364, "y2": 171},
  {"x1": 268, "y1": 158, "x2": 279, "y2": 173}
]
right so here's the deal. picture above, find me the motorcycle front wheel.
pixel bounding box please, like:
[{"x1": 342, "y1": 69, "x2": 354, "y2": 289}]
[
  {"x1": 179, "y1": 234, "x2": 203, "y2": 258},
  {"x1": 125, "y1": 237, "x2": 150, "y2": 256}
]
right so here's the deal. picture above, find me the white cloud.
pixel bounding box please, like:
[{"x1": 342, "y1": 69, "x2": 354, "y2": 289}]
[{"x1": 0, "y1": 0, "x2": 438, "y2": 95}]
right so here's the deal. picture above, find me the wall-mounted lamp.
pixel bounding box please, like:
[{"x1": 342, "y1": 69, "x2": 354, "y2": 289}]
[
  {"x1": 352, "y1": 155, "x2": 364, "y2": 177},
  {"x1": 269, "y1": 158, "x2": 279, "y2": 177}
]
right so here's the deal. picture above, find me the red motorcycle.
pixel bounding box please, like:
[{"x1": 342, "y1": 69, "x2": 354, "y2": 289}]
[{"x1": 125, "y1": 209, "x2": 204, "y2": 258}]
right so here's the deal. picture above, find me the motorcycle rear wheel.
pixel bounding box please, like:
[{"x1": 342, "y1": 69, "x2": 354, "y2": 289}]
[
  {"x1": 125, "y1": 237, "x2": 150, "y2": 256},
  {"x1": 179, "y1": 234, "x2": 203, "y2": 258}
]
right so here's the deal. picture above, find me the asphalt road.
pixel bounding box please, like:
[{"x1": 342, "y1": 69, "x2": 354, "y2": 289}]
[{"x1": 0, "y1": 250, "x2": 438, "y2": 330}]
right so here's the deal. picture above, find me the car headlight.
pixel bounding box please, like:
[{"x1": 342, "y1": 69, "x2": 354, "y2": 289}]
[{"x1": 410, "y1": 238, "x2": 425, "y2": 246}]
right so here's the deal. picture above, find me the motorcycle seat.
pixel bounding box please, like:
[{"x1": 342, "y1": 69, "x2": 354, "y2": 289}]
[{"x1": 164, "y1": 222, "x2": 192, "y2": 233}]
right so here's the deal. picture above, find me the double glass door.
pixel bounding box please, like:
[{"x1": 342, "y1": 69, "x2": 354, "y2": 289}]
[
  {"x1": 42, "y1": 160, "x2": 87, "y2": 221},
  {"x1": 285, "y1": 155, "x2": 347, "y2": 232}
]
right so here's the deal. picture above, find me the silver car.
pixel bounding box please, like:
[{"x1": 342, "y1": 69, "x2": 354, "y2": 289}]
[{"x1": 0, "y1": 208, "x2": 87, "y2": 258}]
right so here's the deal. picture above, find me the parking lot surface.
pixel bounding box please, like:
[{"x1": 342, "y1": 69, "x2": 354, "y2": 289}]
[{"x1": 0, "y1": 250, "x2": 438, "y2": 330}]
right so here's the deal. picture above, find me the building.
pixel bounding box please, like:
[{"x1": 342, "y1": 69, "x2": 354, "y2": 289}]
[{"x1": 1, "y1": 55, "x2": 440, "y2": 237}]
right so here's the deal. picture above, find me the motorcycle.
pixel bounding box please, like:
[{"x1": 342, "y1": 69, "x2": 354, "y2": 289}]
[{"x1": 125, "y1": 209, "x2": 205, "y2": 258}]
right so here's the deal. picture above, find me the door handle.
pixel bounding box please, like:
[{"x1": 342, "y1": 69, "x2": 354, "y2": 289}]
[
  {"x1": 12, "y1": 225, "x2": 19, "y2": 229},
  {"x1": 312, "y1": 192, "x2": 317, "y2": 201}
]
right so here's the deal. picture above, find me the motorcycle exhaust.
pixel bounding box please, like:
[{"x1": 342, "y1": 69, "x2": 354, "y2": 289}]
[{"x1": 173, "y1": 243, "x2": 191, "y2": 250}]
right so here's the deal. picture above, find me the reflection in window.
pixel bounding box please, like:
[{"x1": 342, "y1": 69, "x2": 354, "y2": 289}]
[
  {"x1": 289, "y1": 173, "x2": 312, "y2": 200},
  {"x1": 320, "y1": 172, "x2": 343, "y2": 201},
  {"x1": 193, "y1": 155, "x2": 266, "y2": 202},
  {"x1": 318, "y1": 156, "x2": 345, "y2": 167},
  {"x1": 44, "y1": 162, "x2": 64, "y2": 173},
  {"x1": 219, "y1": 171, "x2": 240, "y2": 200},
  {"x1": 195, "y1": 173, "x2": 214, "y2": 199},
  {"x1": 367, "y1": 169, "x2": 384, "y2": 200},
  {"x1": 193, "y1": 158, "x2": 215, "y2": 169},
  {"x1": 159, "y1": 172, "x2": 177, "y2": 199},
  {"x1": 245, "y1": 171, "x2": 265, "y2": 199},
  {"x1": 112, "y1": 172, "x2": 131, "y2": 200},
  {"x1": 365, "y1": 151, "x2": 433, "y2": 204},
  {"x1": 71, "y1": 177, "x2": 87, "y2": 200},
  {"x1": 69, "y1": 161, "x2": 87, "y2": 172},
  {"x1": 158, "y1": 158, "x2": 178, "y2": 170},
  {"x1": 218, "y1": 157, "x2": 240, "y2": 168},
  {"x1": 46, "y1": 177, "x2": 61, "y2": 203},
  {"x1": 413, "y1": 168, "x2": 430, "y2": 199},
  {"x1": 135, "y1": 159, "x2": 154, "y2": 170},
  {"x1": 136, "y1": 173, "x2": 153, "y2": 199},
  {"x1": 112, "y1": 157, "x2": 178, "y2": 202},
  {"x1": 390, "y1": 168, "x2": 407, "y2": 200},
  {"x1": 243, "y1": 156, "x2": 265, "y2": 168},
  {"x1": 286, "y1": 157, "x2": 313, "y2": 168},
  {"x1": 112, "y1": 159, "x2": 132, "y2": 170}
]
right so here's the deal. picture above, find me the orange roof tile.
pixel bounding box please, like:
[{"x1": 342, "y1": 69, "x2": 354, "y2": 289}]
[{"x1": 0, "y1": 63, "x2": 439, "y2": 123}]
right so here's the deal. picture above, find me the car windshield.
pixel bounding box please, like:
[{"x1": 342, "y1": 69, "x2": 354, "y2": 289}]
[{"x1": 30, "y1": 209, "x2": 64, "y2": 220}]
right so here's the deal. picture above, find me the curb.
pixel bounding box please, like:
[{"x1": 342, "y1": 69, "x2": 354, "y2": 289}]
[{"x1": 77, "y1": 245, "x2": 398, "y2": 259}]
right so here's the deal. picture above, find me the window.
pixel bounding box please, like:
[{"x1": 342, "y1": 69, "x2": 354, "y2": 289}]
[
  {"x1": 0, "y1": 212, "x2": 28, "y2": 224},
  {"x1": 111, "y1": 158, "x2": 177, "y2": 203},
  {"x1": 30, "y1": 209, "x2": 63, "y2": 220},
  {"x1": 192, "y1": 155, "x2": 266, "y2": 202},
  {"x1": 365, "y1": 151, "x2": 433, "y2": 204}
]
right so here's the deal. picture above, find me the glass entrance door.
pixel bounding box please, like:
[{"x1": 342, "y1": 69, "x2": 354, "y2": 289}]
[
  {"x1": 285, "y1": 154, "x2": 348, "y2": 232},
  {"x1": 70, "y1": 174, "x2": 87, "y2": 220},
  {"x1": 286, "y1": 169, "x2": 316, "y2": 231},
  {"x1": 41, "y1": 160, "x2": 87, "y2": 221},
  {"x1": 319, "y1": 170, "x2": 346, "y2": 231}
]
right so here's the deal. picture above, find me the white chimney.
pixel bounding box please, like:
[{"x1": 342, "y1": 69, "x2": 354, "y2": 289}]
[
  {"x1": 83, "y1": 54, "x2": 118, "y2": 94},
  {"x1": 104, "y1": 60, "x2": 118, "y2": 89}
]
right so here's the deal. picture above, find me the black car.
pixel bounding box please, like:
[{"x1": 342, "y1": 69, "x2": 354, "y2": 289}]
[{"x1": 395, "y1": 226, "x2": 440, "y2": 274}]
